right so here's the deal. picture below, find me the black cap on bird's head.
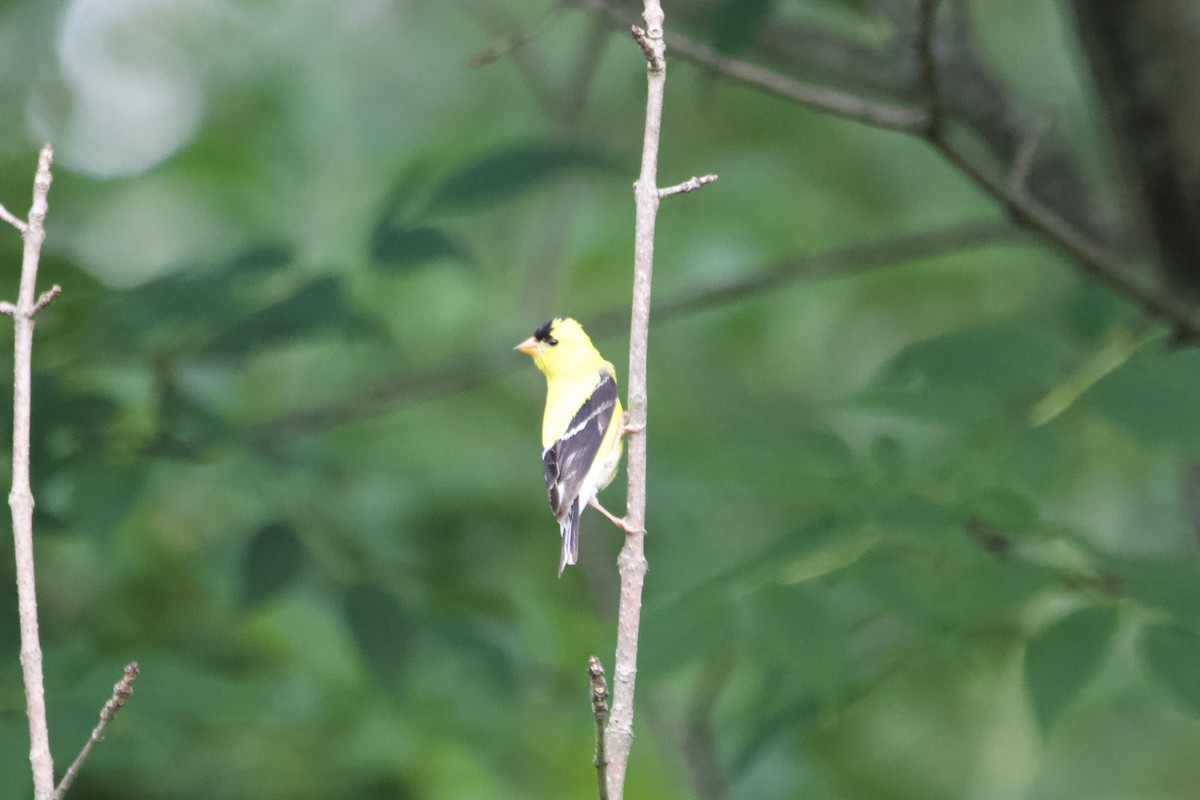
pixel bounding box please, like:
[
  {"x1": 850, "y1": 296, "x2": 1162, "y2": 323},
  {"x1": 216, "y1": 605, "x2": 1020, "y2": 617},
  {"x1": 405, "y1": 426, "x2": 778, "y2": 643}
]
[
  {"x1": 514, "y1": 317, "x2": 601, "y2": 377},
  {"x1": 515, "y1": 317, "x2": 565, "y2": 355},
  {"x1": 533, "y1": 318, "x2": 559, "y2": 346}
]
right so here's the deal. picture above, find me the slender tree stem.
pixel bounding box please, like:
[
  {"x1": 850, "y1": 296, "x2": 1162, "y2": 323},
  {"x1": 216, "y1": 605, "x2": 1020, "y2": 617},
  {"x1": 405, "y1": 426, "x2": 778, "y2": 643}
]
[
  {"x1": 7, "y1": 144, "x2": 56, "y2": 800},
  {"x1": 54, "y1": 662, "x2": 140, "y2": 800},
  {"x1": 604, "y1": 6, "x2": 663, "y2": 797}
]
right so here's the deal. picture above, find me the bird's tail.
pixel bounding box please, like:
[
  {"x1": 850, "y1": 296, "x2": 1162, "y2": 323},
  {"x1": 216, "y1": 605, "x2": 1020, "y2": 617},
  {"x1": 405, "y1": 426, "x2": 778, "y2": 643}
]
[{"x1": 558, "y1": 499, "x2": 581, "y2": 577}]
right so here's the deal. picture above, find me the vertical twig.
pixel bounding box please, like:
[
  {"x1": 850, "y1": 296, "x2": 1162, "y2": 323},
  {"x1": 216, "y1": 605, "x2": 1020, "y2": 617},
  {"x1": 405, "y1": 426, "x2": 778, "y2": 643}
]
[
  {"x1": 606, "y1": 4, "x2": 716, "y2": 798},
  {"x1": 3, "y1": 144, "x2": 57, "y2": 800},
  {"x1": 589, "y1": 656, "x2": 610, "y2": 800},
  {"x1": 604, "y1": 6, "x2": 662, "y2": 795}
]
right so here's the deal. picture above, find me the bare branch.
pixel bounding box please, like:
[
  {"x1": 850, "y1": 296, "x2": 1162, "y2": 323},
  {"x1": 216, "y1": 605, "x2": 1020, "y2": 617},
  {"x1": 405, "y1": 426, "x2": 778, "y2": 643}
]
[
  {"x1": 0, "y1": 302, "x2": 15, "y2": 317},
  {"x1": 659, "y1": 174, "x2": 718, "y2": 198},
  {"x1": 7, "y1": 143, "x2": 56, "y2": 800},
  {"x1": 572, "y1": 0, "x2": 926, "y2": 132},
  {"x1": 466, "y1": 2, "x2": 565, "y2": 68},
  {"x1": 605, "y1": 1, "x2": 674, "y2": 795},
  {"x1": 0, "y1": 203, "x2": 27, "y2": 233},
  {"x1": 589, "y1": 656, "x2": 610, "y2": 800},
  {"x1": 53, "y1": 662, "x2": 140, "y2": 800},
  {"x1": 681, "y1": 649, "x2": 734, "y2": 800},
  {"x1": 570, "y1": 0, "x2": 1200, "y2": 339},
  {"x1": 1009, "y1": 117, "x2": 1052, "y2": 198},
  {"x1": 916, "y1": 0, "x2": 944, "y2": 138}
]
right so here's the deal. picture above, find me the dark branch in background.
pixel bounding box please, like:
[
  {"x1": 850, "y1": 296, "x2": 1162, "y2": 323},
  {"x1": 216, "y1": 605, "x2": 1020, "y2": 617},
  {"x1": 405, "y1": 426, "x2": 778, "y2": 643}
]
[
  {"x1": 1070, "y1": 0, "x2": 1200, "y2": 301},
  {"x1": 912, "y1": 0, "x2": 1200, "y2": 339},
  {"x1": 589, "y1": 656, "x2": 610, "y2": 800},
  {"x1": 466, "y1": 0, "x2": 614, "y2": 318},
  {"x1": 54, "y1": 663, "x2": 140, "y2": 800},
  {"x1": 570, "y1": 0, "x2": 1200, "y2": 340},
  {"x1": 681, "y1": 649, "x2": 733, "y2": 800},
  {"x1": 255, "y1": 220, "x2": 1015, "y2": 440},
  {"x1": 915, "y1": 0, "x2": 943, "y2": 137},
  {"x1": 657, "y1": 0, "x2": 1107, "y2": 243}
]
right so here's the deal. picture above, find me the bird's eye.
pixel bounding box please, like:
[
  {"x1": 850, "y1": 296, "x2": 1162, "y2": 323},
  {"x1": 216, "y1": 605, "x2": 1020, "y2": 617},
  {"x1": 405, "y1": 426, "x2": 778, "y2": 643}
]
[{"x1": 546, "y1": 336, "x2": 558, "y2": 346}]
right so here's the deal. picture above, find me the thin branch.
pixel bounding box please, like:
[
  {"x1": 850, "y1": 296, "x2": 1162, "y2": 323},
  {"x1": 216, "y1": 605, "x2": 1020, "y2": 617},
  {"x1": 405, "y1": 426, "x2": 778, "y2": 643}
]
[
  {"x1": 1008, "y1": 116, "x2": 1052, "y2": 198},
  {"x1": 34, "y1": 285, "x2": 62, "y2": 315},
  {"x1": 6, "y1": 143, "x2": 56, "y2": 800},
  {"x1": 589, "y1": 656, "x2": 610, "y2": 800},
  {"x1": 53, "y1": 662, "x2": 140, "y2": 800},
  {"x1": 465, "y1": 2, "x2": 565, "y2": 68},
  {"x1": 571, "y1": 0, "x2": 1200, "y2": 340},
  {"x1": 681, "y1": 649, "x2": 734, "y2": 800},
  {"x1": 0, "y1": 203, "x2": 27, "y2": 233},
  {"x1": 604, "y1": 2, "x2": 674, "y2": 796},
  {"x1": 916, "y1": 0, "x2": 943, "y2": 138},
  {"x1": 659, "y1": 174, "x2": 718, "y2": 198},
  {"x1": 654, "y1": 220, "x2": 1016, "y2": 324},
  {"x1": 255, "y1": 221, "x2": 1014, "y2": 439},
  {"x1": 908, "y1": 9, "x2": 1200, "y2": 337}
]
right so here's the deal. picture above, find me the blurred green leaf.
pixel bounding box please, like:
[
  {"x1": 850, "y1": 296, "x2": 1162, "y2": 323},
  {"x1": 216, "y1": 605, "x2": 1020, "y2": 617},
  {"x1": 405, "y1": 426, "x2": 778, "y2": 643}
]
[
  {"x1": 150, "y1": 379, "x2": 236, "y2": 460},
  {"x1": 1142, "y1": 625, "x2": 1200, "y2": 715},
  {"x1": 429, "y1": 142, "x2": 617, "y2": 211},
  {"x1": 226, "y1": 245, "x2": 293, "y2": 276},
  {"x1": 959, "y1": 487, "x2": 1039, "y2": 539},
  {"x1": 343, "y1": 584, "x2": 414, "y2": 688},
  {"x1": 641, "y1": 584, "x2": 735, "y2": 683},
  {"x1": 753, "y1": 583, "x2": 847, "y2": 696},
  {"x1": 48, "y1": 458, "x2": 149, "y2": 542},
  {"x1": 203, "y1": 277, "x2": 380, "y2": 357},
  {"x1": 859, "y1": 322, "x2": 1066, "y2": 424},
  {"x1": 713, "y1": 0, "x2": 774, "y2": 53},
  {"x1": 1024, "y1": 606, "x2": 1117, "y2": 730},
  {"x1": 371, "y1": 224, "x2": 467, "y2": 270},
  {"x1": 1084, "y1": 347, "x2": 1200, "y2": 451},
  {"x1": 1109, "y1": 555, "x2": 1200, "y2": 621},
  {"x1": 241, "y1": 522, "x2": 307, "y2": 607},
  {"x1": 869, "y1": 435, "x2": 905, "y2": 482}
]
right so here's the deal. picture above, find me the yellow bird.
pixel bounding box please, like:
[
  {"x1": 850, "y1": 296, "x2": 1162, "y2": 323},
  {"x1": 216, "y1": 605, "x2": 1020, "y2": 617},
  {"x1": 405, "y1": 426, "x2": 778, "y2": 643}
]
[{"x1": 516, "y1": 317, "x2": 627, "y2": 576}]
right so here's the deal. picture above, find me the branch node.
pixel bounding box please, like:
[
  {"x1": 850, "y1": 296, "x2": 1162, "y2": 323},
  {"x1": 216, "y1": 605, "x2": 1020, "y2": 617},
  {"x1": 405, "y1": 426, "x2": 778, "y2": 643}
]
[
  {"x1": 659, "y1": 173, "x2": 718, "y2": 198},
  {"x1": 642, "y1": 5, "x2": 664, "y2": 39},
  {"x1": 630, "y1": 25, "x2": 663, "y2": 71},
  {"x1": 33, "y1": 285, "x2": 61, "y2": 315}
]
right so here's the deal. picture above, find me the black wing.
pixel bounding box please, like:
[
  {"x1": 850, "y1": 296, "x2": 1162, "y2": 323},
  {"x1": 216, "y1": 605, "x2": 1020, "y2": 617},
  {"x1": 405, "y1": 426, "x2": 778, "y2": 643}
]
[{"x1": 542, "y1": 370, "x2": 618, "y2": 573}]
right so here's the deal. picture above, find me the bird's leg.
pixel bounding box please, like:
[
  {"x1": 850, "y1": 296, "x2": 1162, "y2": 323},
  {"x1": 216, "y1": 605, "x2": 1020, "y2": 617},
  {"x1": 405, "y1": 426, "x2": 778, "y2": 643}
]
[
  {"x1": 589, "y1": 498, "x2": 642, "y2": 534},
  {"x1": 619, "y1": 411, "x2": 645, "y2": 437}
]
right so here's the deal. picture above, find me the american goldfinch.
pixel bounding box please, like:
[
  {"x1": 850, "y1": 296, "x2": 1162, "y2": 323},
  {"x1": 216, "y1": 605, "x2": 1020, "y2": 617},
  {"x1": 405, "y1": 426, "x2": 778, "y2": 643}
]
[{"x1": 516, "y1": 317, "x2": 626, "y2": 576}]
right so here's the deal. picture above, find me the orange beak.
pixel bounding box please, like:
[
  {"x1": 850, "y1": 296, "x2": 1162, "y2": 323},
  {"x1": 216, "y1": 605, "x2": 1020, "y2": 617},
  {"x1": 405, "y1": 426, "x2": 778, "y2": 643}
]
[{"x1": 514, "y1": 336, "x2": 539, "y2": 355}]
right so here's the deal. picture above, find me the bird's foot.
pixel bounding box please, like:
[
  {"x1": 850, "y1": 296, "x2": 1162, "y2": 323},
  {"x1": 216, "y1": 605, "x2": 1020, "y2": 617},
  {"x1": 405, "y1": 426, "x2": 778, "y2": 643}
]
[
  {"x1": 589, "y1": 498, "x2": 644, "y2": 534},
  {"x1": 619, "y1": 412, "x2": 645, "y2": 437}
]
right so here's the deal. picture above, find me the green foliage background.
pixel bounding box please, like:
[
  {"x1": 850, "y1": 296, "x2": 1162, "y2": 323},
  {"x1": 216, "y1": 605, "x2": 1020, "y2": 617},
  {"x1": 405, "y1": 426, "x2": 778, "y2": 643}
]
[{"x1": 0, "y1": 0, "x2": 1198, "y2": 798}]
